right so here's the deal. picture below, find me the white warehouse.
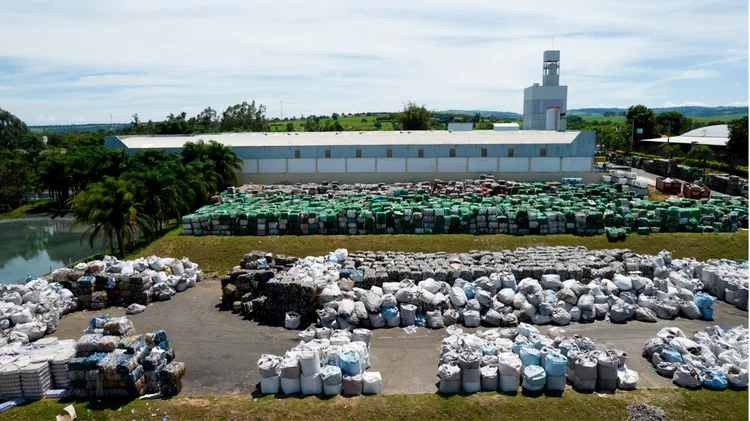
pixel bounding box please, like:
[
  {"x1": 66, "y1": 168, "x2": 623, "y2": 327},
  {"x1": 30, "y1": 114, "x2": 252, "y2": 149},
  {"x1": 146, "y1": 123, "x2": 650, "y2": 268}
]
[{"x1": 105, "y1": 129, "x2": 596, "y2": 184}]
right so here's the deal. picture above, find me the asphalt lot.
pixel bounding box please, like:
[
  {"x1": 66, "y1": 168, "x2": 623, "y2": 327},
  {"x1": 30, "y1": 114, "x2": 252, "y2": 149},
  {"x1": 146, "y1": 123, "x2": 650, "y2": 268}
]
[{"x1": 54, "y1": 278, "x2": 749, "y2": 395}]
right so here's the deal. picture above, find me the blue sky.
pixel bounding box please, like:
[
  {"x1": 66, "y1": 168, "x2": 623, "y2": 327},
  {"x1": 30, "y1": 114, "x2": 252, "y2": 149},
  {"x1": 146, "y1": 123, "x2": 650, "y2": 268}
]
[{"x1": 1, "y1": 0, "x2": 748, "y2": 125}]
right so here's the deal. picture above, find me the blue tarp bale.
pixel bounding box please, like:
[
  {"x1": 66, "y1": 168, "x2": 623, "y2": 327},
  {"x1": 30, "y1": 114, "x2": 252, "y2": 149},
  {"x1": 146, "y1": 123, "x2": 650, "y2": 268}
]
[
  {"x1": 544, "y1": 353, "x2": 568, "y2": 377},
  {"x1": 702, "y1": 368, "x2": 728, "y2": 390},
  {"x1": 339, "y1": 351, "x2": 361, "y2": 376}
]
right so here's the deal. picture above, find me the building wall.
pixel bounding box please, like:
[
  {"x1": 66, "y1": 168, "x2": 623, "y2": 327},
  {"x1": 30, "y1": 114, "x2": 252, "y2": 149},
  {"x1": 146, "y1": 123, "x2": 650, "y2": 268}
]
[{"x1": 239, "y1": 171, "x2": 601, "y2": 185}]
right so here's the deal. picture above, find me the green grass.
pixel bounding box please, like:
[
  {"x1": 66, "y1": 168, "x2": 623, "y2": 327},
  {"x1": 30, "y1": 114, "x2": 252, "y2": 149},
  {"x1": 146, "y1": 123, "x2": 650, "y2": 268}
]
[
  {"x1": 0, "y1": 199, "x2": 56, "y2": 219},
  {"x1": 4, "y1": 389, "x2": 748, "y2": 421},
  {"x1": 269, "y1": 116, "x2": 395, "y2": 132},
  {"x1": 128, "y1": 229, "x2": 748, "y2": 276},
  {"x1": 580, "y1": 113, "x2": 747, "y2": 124}
]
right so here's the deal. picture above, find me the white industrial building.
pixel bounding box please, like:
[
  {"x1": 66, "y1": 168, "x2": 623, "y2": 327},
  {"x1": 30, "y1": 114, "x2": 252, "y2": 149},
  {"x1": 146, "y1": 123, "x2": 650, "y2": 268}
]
[
  {"x1": 105, "y1": 129, "x2": 596, "y2": 184},
  {"x1": 523, "y1": 50, "x2": 568, "y2": 131},
  {"x1": 640, "y1": 125, "x2": 730, "y2": 147}
]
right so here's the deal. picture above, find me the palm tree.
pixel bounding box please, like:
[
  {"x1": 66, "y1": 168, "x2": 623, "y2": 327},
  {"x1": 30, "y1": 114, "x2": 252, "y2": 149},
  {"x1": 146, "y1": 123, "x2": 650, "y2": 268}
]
[
  {"x1": 127, "y1": 159, "x2": 194, "y2": 234},
  {"x1": 182, "y1": 140, "x2": 243, "y2": 189},
  {"x1": 659, "y1": 143, "x2": 682, "y2": 160},
  {"x1": 687, "y1": 145, "x2": 713, "y2": 174},
  {"x1": 70, "y1": 176, "x2": 153, "y2": 258}
]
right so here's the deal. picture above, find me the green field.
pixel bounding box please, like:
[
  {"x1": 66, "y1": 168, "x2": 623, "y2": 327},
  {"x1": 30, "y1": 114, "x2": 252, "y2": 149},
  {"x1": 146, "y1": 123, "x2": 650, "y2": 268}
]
[
  {"x1": 270, "y1": 115, "x2": 395, "y2": 132},
  {"x1": 4, "y1": 389, "x2": 748, "y2": 421},
  {"x1": 129, "y1": 228, "x2": 749, "y2": 276},
  {"x1": 580, "y1": 113, "x2": 748, "y2": 124}
]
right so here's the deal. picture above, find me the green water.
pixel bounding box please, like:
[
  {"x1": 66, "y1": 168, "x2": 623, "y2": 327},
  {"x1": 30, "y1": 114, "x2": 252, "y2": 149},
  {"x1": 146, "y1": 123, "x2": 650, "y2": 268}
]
[{"x1": 0, "y1": 218, "x2": 105, "y2": 283}]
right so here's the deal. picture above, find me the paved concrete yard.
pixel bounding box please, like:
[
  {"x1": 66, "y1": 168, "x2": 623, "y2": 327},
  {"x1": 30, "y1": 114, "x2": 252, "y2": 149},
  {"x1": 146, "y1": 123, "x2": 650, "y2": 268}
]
[{"x1": 54, "y1": 278, "x2": 748, "y2": 395}]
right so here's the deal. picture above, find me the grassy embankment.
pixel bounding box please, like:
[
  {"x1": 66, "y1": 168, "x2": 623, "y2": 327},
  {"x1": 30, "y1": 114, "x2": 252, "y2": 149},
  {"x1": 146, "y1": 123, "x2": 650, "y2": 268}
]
[
  {"x1": 580, "y1": 113, "x2": 748, "y2": 124},
  {"x1": 0, "y1": 199, "x2": 55, "y2": 219},
  {"x1": 5, "y1": 389, "x2": 748, "y2": 421},
  {"x1": 128, "y1": 228, "x2": 749, "y2": 276}
]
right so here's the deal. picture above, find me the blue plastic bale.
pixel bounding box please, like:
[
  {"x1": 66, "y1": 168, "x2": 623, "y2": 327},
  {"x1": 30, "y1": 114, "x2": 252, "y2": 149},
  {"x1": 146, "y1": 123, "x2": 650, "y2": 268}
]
[
  {"x1": 482, "y1": 343, "x2": 498, "y2": 356},
  {"x1": 512, "y1": 341, "x2": 530, "y2": 355},
  {"x1": 415, "y1": 313, "x2": 426, "y2": 327},
  {"x1": 559, "y1": 341, "x2": 579, "y2": 357},
  {"x1": 381, "y1": 306, "x2": 399, "y2": 319},
  {"x1": 660, "y1": 348, "x2": 683, "y2": 363},
  {"x1": 339, "y1": 350, "x2": 361, "y2": 376},
  {"x1": 693, "y1": 292, "x2": 717, "y2": 310},
  {"x1": 544, "y1": 353, "x2": 568, "y2": 377},
  {"x1": 463, "y1": 283, "x2": 476, "y2": 300},
  {"x1": 702, "y1": 307, "x2": 714, "y2": 320},
  {"x1": 519, "y1": 347, "x2": 541, "y2": 367},
  {"x1": 702, "y1": 368, "x2": 728, "y2": 390}
]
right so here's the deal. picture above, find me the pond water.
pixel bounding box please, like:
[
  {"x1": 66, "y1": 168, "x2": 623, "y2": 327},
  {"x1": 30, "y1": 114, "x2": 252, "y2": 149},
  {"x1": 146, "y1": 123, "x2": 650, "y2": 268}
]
[{"x1": 0, "y1": 218, "x2": 105, "y2": 283}]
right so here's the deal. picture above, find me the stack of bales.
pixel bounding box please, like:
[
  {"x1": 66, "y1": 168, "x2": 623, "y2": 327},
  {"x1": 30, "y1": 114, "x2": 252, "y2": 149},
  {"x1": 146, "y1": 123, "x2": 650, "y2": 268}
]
[
  {"x1": 182, "y1": 179, "x2": 748, "y2": 237},
  {"x1": 257, "y1": 327, "x2": 381, "y2": 396},
  {"x1": 0, "y1": 279, "x2": 76, "y2": 345},
  {"x1": 230, "y1": 247, "x2": 746, "y2": 329},
  {"x1": 0, "y1": 337, "x2": 76, "y2": 400},
  {"x1": 50, "y1": 255, "x2": 202, "y2": 311},
  {"x1": 437, "y1": 324, "x2": 637, "y2": 394},
  {"x1": 643, "y1": 325, "x2": 748, "y2": 389},
  {"x1": 66, "y1": 315, "x2": 186, "y2": 398}
]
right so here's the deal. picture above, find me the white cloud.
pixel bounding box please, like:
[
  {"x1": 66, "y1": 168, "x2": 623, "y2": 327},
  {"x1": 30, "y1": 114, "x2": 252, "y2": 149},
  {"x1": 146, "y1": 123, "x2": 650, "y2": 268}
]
[
  {"x1": 1, "y1": 0, "x2": 747, "y2": 124},
  {"x1": 72, "y1": 117, "x2": 88, "y2": 123}
]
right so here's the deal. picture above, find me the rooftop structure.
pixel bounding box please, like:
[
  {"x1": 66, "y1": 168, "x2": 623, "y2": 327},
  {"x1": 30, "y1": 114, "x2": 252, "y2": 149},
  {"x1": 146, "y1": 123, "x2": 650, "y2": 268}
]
[
  {"x1": 640, "y1": 124, "x2": 729, "y2": 147},
  {"x1": 523, "y1": 50, "x2": 568, "y2": 131}
]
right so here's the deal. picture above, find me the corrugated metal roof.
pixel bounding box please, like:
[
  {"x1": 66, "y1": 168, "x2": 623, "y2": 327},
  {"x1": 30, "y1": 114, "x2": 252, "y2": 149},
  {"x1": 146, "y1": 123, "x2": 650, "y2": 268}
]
[{"x1": 114, "y1": 130, "x2": 583, "y2": 149}]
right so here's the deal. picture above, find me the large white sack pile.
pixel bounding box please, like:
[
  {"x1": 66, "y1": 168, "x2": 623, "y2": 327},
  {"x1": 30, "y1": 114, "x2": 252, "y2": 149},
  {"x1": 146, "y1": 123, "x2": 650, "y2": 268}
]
[
  {"x1": 281, "y1": 248, "x2": 746, "y2": 331},
  {"x1": 257, "y1": 327, "x2": 381, "y2": 396},
  {"x1": 1, "y1": 255, "x2": 202, "y2": 346},
  {"x1": 438, "y1": 323, "x2": 637, "y2": 394},
  {"x1": 0, "y1": 280, "x2": 76, "y2": 345},
  {"x1": 643, "y1": 325, "x2": 749, "y2": 389}
]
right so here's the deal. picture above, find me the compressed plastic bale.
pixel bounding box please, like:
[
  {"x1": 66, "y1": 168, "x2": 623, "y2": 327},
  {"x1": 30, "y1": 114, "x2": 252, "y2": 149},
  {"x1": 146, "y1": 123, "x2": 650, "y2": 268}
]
[
  {"x1": 299, "y1": 349, "x2": 321, "y2": 376},
  {"x1": 609, "y1": 303, "x2": 634, "y2": 323},
  {"x1": 280, "y1": 376, "x2": 301, "y2": 395},
  {"x1": 463, "y1": 310, "x2": 480, "y2": 328},
  {"x1": 521, "y1": 302, "x2": 537, "y2": 318},
  {"x1": 368, "y1": 313, "x2": 386, "y2": 328},
  {"x1": 342, "y1": 373, "x2": 363, "y2": 396},
  {"x1": 569, "y1": 307, "x2": 581, "y2": 322},
  {"x1": 544, "y1": 353, "x2": 568, "y2": 377},
  {"x1": 497, "y1": 289, "x2": 515, "y2": 306},
  {"x1": 461, "y1": 371, "x2": 481, "y2": 393},
  {"x1": 722, "y1": 364, "x2": 749, "y2": 388},
  {"x1": 480, "y1": 366, "x2": 499, "y2": 391},
  {"x1": 439, "y1": 379, "x2": 461, "y2": 394},
  {"x1": 656, "y1": 327, "x2": 685, "y2": 341},
  {"x1": 284, "y1": 312, "x2": 302, "y2": 330},
  {"x1": 459, "y1": 349, "x2": 482, "y2": 370},
  {"x1": 522, "y1": 365, "x2": 546, "y2": 391},
  {"x1": 546, "y1": 374, "x2": 566, "y2": 391},
  {"x1": 551, "y1": 308, "x2": 571, "y2": 325},
  {"x1": 673, "y1": 365, "x2": 702, "y2": 388},
  {"x1": 449, "y1": 287, "x2": 468, "y2": 307},
  {"x1": 362, "y1": 371, "x2": 382, "y2": 394},
  {"x1": 321, "y1": 364, "x2": 343, "y2": 386},
  {"x1": 260, "y1": 375, "x2": 280, "y2": 394},
  {"x1": 499, "y1": 374, "x2": 520, "y2": 392},
  {"x1": 498, "y1": 352, "x2": 522, "y2": 376},
  {"x1": 615, "y1": 367, "x2": 639, "y2": 391},
  {"x1": 637, "y1": 294, "x2": 656, "y2": 309},
  {"x1": 442, "y1": 308, "x2": 459, "y2": 327},
  {"x1": 257, "y1": 354, "x2": 281, "y2": 378},
  {"x1": 280, "y1": 357, "x2": 301, "y2": 379},
  {"x1": 701, "y1": 368, "x2": 728, "y2": 390},
  {"x1": 557, "y1": 288, "x2": 578, "y2": 306},
  {"x1": 483, "y1": 309, "x2": 503, "y2": 327},
  {"x1": 597, "y1": 355, "x2": 618, "y2": 383},
  {"x1": 670, "y1": 337, "x2": 699, "y2": 355},
  {"x1": 541, "y1": 274, "x2": 562, "y2": 290},
  {"x1": 576, "y1": 294, "x2": 594, "y2": 312},
  {"x1": 575, "y1": 357, "x2": 598, "y2": 381},
  {"x1": 519, "y1": 347, "x2": 541, "y2": 367},
  {"x1": 315, "y1": 327, "x2": 332, "y2": 340},
  {"x1": 466, "y1": 299, "x2": 481, "y2": 312},
  {"x1": 718, "y1": 349, "x2": 743, "y2": 367},
  {"x1": 300, "y1": 372, "x2": 323, "y2": 395},
  {"x1": 426, "y1": 309, "x2": 445, "y2": 329},
  {"x1": 351, "y1": 329, "x2": 372, "y2": 347},
  {"x1": 531, "y1": 313, "x2": 551, "y2": 325},
  {"x1": 654, "y1": 301, "x2": 679, "y2": 320},
  {"x1": 613, "y1": 274, "x2": 633, "y2": 291},
  {"x1": 678, "y1": 300, "x2": 702, "y2": 319},
  {"x1": 475, "y1": 289, "x2": 492, "y2": 308},
  {"x1": 438, "y1": 363, "x2": 462, "y2": 381},
  {"x1": 418, "y1": 278, "x2": 441, "y2": 294}
]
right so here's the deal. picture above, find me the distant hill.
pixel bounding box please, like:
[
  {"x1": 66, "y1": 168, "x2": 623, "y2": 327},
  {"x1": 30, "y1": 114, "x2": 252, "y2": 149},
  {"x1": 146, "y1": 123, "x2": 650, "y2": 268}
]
[
  {"x1": 440, "y1": 110, "x2": 523, "y2": 119},
  {"x1": 29, "y1": 123, "x2": 129, "y2": 134},
  {"x1": 569, "y1": 106, "x2": 748, "y2": 117}
]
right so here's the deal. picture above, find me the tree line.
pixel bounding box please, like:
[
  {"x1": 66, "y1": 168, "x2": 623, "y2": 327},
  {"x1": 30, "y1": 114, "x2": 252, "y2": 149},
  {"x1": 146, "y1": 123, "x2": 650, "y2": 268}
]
[{"x1": 0, "y1": 106, "x2": 243, "y2": 257}]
